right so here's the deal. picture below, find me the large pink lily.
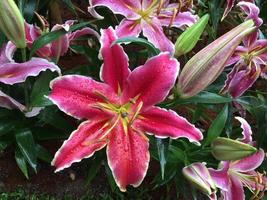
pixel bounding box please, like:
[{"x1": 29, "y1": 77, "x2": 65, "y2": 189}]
[
  {"x1": 48, "y1": 27, "x2": 203, "y2": 191},
  {"x1": 221, "y1": 2, "x2": 266, "y2": 98},
  {"x1": 88, "y1": 0, "x2": 197, "y2": 53},
  {"x1": 0, "y1": 42, "x2": 60, "y2": 116},
  {"x1": 25, "y1": 19, "x2": 100, "y2": 61},
  {"x1": 209, "y1": 117, "x2": 266, "y2": 200}
]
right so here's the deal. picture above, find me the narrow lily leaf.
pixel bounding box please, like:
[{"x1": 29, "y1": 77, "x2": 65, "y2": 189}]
[
  {"x1": 112, "y1": 37, "x2": 160, "y2": 56},
  {"x1": 86, "y1": 154, "x2": 102, "y2": 185},
  {"x1": 15, "y1": 130, "x2": 37, "y2": 172},
  {"x1": 205, "y1": 104, "x2": 228, "y2": 146},
  {"x1": 30, "y1": 72, "x2": 54, "y2": 107},
  {"x1": 15, "y1": 148, "x2": 29, "y2": 179},
  {"x1": 211, "y1": 137, "x2": 257, "y2": 161},
  {"x1": 175, "y1": 14, "x2": 210, "y2": 57},
  {"x1": 36, "y1": 144, "x2": 52, "y2": 163},
  {"x1": 169, "y1": 145, "x2": 185, "y2": 163},
  {"x1": 156, "y1": 138, "x2": 168, "y2": 180},
  {"x1": 30, "y1": 21, "x2": 91, "y2": 57}
]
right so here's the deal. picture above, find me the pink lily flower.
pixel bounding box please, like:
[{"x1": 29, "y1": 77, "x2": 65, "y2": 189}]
[
  {"x1": 221, "y1": 2, "x2": 266, "y2": 98},
  {"x1": 0, "y1": 42, "x2": 60, "y2": 116},
  {"x1": 48, "y1": 27, "x2": 203, "y2": 191},
  {"x1": 222, "y1": 0, "x2": 254, "y2": 20},
  {"x1": 88, "y1": 0, "x2": 197, "y2": 53},
  {"x1": 25, "y1": 19, "x2": 100, "y2": 61},
  {"x1": 209, "y1": 117, "x2": 266, "y2": 200}
]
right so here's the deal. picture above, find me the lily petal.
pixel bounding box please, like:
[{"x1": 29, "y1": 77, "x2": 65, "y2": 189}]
[
  {"x1": 158, "y1": 11, "x2": 197, "y2": 29},
  {"x1": 0, "y1": 42, "x2": 16, "y2": 63},
  {"x1": 48, "y1": 75, "x2": 118, "y2": 120},
  {"x1": 107, "y1": 121, "x2": 149, "y2": 192},
  {"x1": 222, "y1": 176, "x2": 244, "y2": 200},
  {"x1": 0, "y1": 90, "x2": 25, "y2": 111},
  {"x1": 122, "y1": 52, "x2": 179, "y2": 109},
  {"x1": 231, "y1": 149, "x2": 265, "y2": 172},
  {"x1": 235, "y1": 117, "x2": 253, "y2": 144},
  {"x1": 116, "y1": 19, "x2": 142, "y2": 38},
  {"x1": 99, "y1": 27, "x2": 130, "y2": 93},
  {"x1": 141, "y1": 17, "x2": 174, "y2": 53},
  {"x1": 89, "y1": 0, "x2": 140, "y2": 20},
  {"x1": 69, "y1": 27, "x2": 100, "y2": 41},
  {"x1": 0, "y1": 58, "x2": 60, "y2": 85},
  {"x1": 228, "y1": 62, "x2": 261, "y2": 98},
  {"x1": 222, "y1": 0, "x2": 235, "y2": 20},
  {"x1": 209, "y1": 163, "x2": 230, "y2": 191},
  {"x1": 52, "y1": 119, "x2": 109, "y2": 172},
  {"x1": 133, "y1": 106, "x2": 203, "y2": 144},
  {"x1": 237, "y1": 1, "x2": 263, "y2": 27}
]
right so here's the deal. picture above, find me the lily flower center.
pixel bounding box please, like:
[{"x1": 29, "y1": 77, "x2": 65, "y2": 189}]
[
  {"x1": 241, "y1": 46, "x2": 267, "y2": 65},
  {"x1": 229, "y1": 170, "x2": 267, "y2": 199}
]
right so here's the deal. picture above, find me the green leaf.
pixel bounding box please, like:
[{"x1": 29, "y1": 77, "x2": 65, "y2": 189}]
[
  {"x1": 30, "y1": 72, "x2": 54, "y2": 107},
  {"x1": 169, "y1": 145, "x2": 185, "y2": 163},
  {"x1": 15, "y1": 130, "x2": 37, "y2": 172},
  {"x1": 36, "y1": 144, "x2": 52, "y2": 163},
  {"x1": 205, "y1": 104, "x2": 228, "y2": 146},
  {"x1": 0, "y1": 119, "x2": 15, "y2": 136},
  {"x1": 112, "y1": 37, "x2": 160, "y2": 56},
  {"x1": 15, "y1": 148, "x2": 29, "y2": 179},
  {"x1": 30, "y1": 22, "x2": 91, "y2": 57},
  {"x1": 86, "y1": 155, "x2": 102, "y2": 185}
]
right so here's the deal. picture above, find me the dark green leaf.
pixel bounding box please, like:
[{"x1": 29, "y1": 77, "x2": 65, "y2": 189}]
[
  {"x1": 36, "y1": 144, "x2": 52, "y2": 163},
  {"x1": 15, "y1": 130, "x2": 37, "y2": 172},
  {"x1": 15, "y1": 148, "x2": 29, "y2": 179},
  {"x1": 205, "y1": 104, "x2": 228, "y2": 146},
  {"x1": 112, "y1": 37, "x2": 160, "y2": 56},
  {"x1": 86, "y1": 155, "x2": 102, "y2": 185},
  {"x1": 30, "y1": 72, "x2": 54, "y2": 107}
]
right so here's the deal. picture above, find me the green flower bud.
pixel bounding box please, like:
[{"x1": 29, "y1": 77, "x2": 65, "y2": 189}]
[
  {"x1": 175, "y1": 14, "x2": 210, "y2": 57},
  {"x1": 0, "y1": 0, "x2": 26, "y2": 48},
  {"x1": 211, "y1": 137, "x2": 257, "y2": 161},
  {"x1": 177, "y1": 20, "x2": 255, "y2": 98}
]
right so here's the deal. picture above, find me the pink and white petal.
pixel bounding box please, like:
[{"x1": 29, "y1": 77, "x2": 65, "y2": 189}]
[
  {"x1": 50, "y1": 35, "x2": 69, "y2": 58},
  {"x1": 222, "y1": 176, "x2": 244, "y2": 200},
  {"x1": 116, "y1": 19, "x2": 142, "y2": 38},
  {"x1": 0, "y1": 58, "x2": 60, "y2": 85},
  {"x1": 122, "y1": 53, "x2": 179, "y2": 109},
  {"x1": 225, "y1": 46, "x2": 247, "y2": 66},
  {"x1": 69, "y1": 27, "x2": 100, "y2": 41},
  {"x1": 235, "y1": 117, "x2": 253, "y2": 144},
  {"x1": 0, "y1": 42, "x2": 16, "y2": 63},
  {"x1": 52, "y1": 119, "x2": 109, "y2": 172},
  {"x1": 141, "y1": 0, "x2": 153, "y2": 10},
  {"x1": 222, "y1": 0, "x2": 235, "y2": 20},
  {"x1": 0, "y1": 90, "x2": 25, "y2": 111},
  {"x1": 237, "y1": 1, "x2": 263, "y2": 27},
  {"x1": 209, "y1": 165, "x2": 230, "y2": 191},
  {"x1": 133, "y1": 106, "x2": 203, "y2": 144},
  {"x1": 99, "y1": 27, "x2": 130, "y2": 93},
  {"x1": 48, "y1": 75, "x2": 119, "y2": 120},
  {"x1": 159, "y1": 11, "x2": 197, "y2": 29},
  {"x1": 228, "y1": 63, "x2": 261, "y2": 98},
  {"x1": 141, "y1": 18, "x2": 174, "y2": 53},
  {"x1": 24, "y1": 22, "x2": 41, "y2": 43},
  {"x1": 89, "y1": 0, "x2": 140, "y2": 19},
  {"x1": 107, "y1": 121, "x2": 149, "y2": 192},
  {"x1": 231, "y1": 149, "x2": 265, "y2": 172}
]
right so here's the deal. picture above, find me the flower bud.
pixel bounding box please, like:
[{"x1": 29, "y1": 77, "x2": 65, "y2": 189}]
[
  {"x1": 183, "y1": 162, "x2": 217, "y2": 198},
  {"x1": 177, "y1": 20, "x2": 255, "y2": 98},
  {"x1": 175, "y1": 14, "x2": 210, "y2": 57},
  {"x1": 211, "y1": 137, "x2": 257, "y2": 161},
  {"x1": 0, "y1": 0, "x2": 26, "y2": 48}
]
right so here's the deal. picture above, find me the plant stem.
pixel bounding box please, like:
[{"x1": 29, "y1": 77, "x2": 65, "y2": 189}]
[{"x1": 21, "y1": 48, "x2": 29, "y2": 111}]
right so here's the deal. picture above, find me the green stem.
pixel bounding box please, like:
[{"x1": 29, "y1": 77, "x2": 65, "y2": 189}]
[{"x1": 21, "y1": 48, "x2": 29, "y2": 111}]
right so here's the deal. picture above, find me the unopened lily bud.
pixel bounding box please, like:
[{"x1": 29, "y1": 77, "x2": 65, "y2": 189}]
[
  {"x1": 177, "y1": 20, "x2": 255, "y2": 98},
  {"x1": 183, "y1": 162, "x2": 217, "y2": 198},
  {"x1": 0, "y1": 0, "x2": 26, "y2": 48},
  {"x1": 211, "y1": 137, "x2": 257, "y2": 161},
  {"x1": 175, "y1": 14, "x2": 210, "y2": 57}
]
